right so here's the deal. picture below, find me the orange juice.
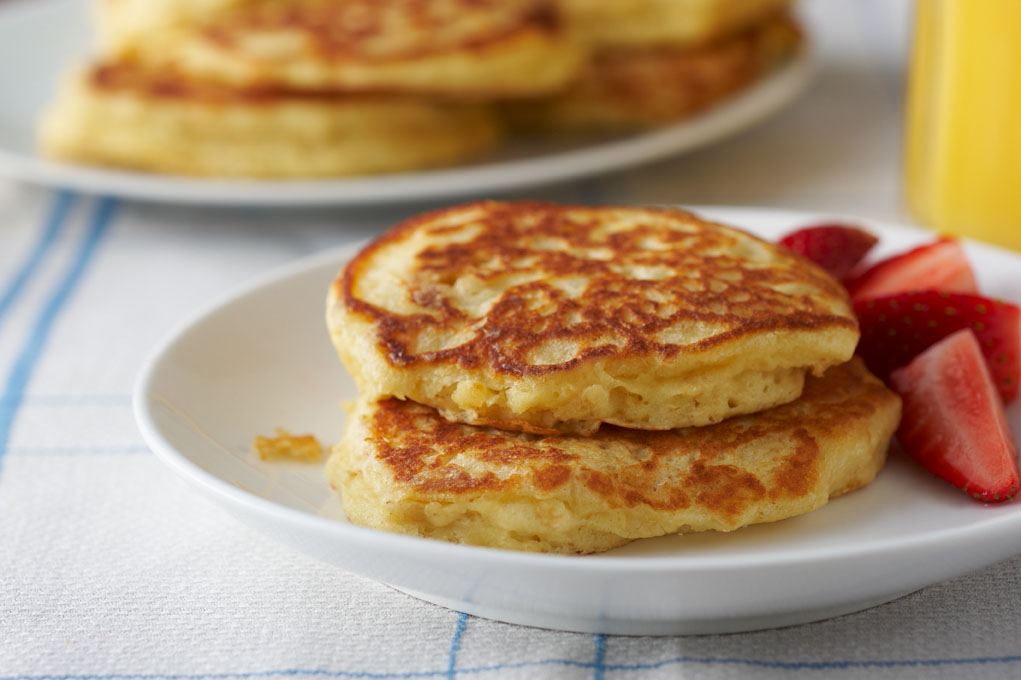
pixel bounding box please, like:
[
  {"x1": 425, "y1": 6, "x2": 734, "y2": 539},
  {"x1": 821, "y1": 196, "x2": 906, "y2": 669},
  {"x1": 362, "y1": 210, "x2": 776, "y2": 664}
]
[{"x1": 905, "y1": 0, "x2": 1021, "y2": 250}]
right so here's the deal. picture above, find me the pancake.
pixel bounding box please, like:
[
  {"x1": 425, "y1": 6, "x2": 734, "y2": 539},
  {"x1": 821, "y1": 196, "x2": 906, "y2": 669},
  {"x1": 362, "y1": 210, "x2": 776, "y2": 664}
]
[
  {"x1": 502, "y1": 10, "x2": 802, "y2": 131},
  {"x1": 560, "y1": 0, "x2": 792, "y2": 49},
  {"x1": 327, "y1": 359, "x2": 901, "y2": 554},
  {"x1": 94, "y1": 0, "x2": 586, "y2": 98},
  {"x1": 38, "y1": 62, "x2": 501, "y2": 178},
  {"x1": 94, "y1": 0, "x2": 240, "y2": 55},
  {"x1": 328, "y1": 201, "x2": 860, "y2": 435}
]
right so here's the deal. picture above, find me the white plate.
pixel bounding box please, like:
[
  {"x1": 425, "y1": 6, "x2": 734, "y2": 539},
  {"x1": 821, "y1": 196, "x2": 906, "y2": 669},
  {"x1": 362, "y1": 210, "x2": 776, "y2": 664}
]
[
  {"x1": 134, "y1": 207, "x2": 1021, "y2": 635},
  {"x1": 0, "y1": 0, "x2": 812, "y2": 206}
]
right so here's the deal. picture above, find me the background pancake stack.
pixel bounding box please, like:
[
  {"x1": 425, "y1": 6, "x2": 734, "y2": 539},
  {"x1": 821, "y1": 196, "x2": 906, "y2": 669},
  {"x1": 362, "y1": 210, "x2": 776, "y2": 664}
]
[
  {"x1": 505, "y1": 0, "x2": 802, "y2": 130},
  {"x1": 38, "y1": 0, "x2": 582, "y2": 177},
  {"x1": 38, "y1": 0, "x2": 802, "y2": 178},
  {"x1": 324, "y1": 201, "x2": 901, "y2": 554}
]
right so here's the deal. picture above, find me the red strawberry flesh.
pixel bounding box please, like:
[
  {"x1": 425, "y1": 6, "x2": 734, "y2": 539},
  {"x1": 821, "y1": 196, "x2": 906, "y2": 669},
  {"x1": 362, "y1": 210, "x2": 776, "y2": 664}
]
[
  {"x1": 890, "y1": 329, "x2": 1020, "y2": 502},
  {"x1": 778, "y1": 223, "x2": 878, "y2": 281},
  {"x1": 854, "y1": 290, "x2": 1020, "y2": 402},
  {"x1": 847, "y1": 238, "x2": 978, "y2": 302}
]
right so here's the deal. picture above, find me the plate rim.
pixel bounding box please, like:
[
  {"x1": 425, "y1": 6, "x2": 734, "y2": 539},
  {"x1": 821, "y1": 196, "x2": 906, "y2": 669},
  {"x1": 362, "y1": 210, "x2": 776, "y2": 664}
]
[
  {"x1": 0, "y1": 0, "x2": 814, "y2": 205},
  {"x1": 133, "y1": 205, "x2": 1021, "y2": 576}
]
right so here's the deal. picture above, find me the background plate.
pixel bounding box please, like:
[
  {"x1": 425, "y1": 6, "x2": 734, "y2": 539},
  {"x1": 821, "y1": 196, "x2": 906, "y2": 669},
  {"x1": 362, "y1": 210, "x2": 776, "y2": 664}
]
[
  {"x1": 0, "y1": 0, "x2": 812, "y2": 206},
  {"x1": 134, "y1": 207, "x2": 1021, "y2": 634}
]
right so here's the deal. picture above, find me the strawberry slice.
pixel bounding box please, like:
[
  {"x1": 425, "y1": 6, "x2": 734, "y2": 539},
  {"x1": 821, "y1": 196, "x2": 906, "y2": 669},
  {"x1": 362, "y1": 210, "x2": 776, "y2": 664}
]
[
  {"x1": 778, "y1": 223, "x2": 878, "y2": 281},
  {"x1": 854, "y1": 291, "x2": 1020, "y2": 402},
  {"x1": 890, "y1": 329, "x2": 1020, "y2": 502},
  {"x1": 847, "y1": 238, "x2": 978, "y2": 302}
]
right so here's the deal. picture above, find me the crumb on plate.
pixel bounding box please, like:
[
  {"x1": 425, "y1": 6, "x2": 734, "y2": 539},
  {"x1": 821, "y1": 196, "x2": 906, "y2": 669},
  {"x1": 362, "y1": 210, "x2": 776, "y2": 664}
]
[{"x1": 253, "y1": 428, "x2": 323, "y2": 462}]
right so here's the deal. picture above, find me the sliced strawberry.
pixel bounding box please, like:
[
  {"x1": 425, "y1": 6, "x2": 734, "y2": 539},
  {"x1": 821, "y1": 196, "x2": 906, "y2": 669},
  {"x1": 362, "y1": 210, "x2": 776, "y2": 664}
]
[
  {"x1": 890, "y1": 329, "x2": 1020, "y2": 502},
  {"x1": 778, "y1": 223, "x2": 878, "y2": 281},
  {"x1": 847, "y1": 238, "x2": 978, "y2": 302},
  {"x1": 854, "y1": 291, "x2": 1020, "y2": 402}
]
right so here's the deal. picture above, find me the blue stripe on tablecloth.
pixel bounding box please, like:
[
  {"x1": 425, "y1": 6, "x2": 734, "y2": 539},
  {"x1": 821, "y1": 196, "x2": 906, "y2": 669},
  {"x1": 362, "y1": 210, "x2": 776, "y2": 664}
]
[
  {"x1": 0, "y1": 196, "x2": 117, "y2": 476},
  {"x1": 5, "y1": 654, "x2": 1021, "y2": 680},
  {"x1": 592, "y1": 634, "x2": 607, "y2": 680},
  {"x1": 446, "y1": 612, "x2": 468, "y2": 680},
  {"x1": 0, "y1": 190, "x2": 74, "y2": 336}
]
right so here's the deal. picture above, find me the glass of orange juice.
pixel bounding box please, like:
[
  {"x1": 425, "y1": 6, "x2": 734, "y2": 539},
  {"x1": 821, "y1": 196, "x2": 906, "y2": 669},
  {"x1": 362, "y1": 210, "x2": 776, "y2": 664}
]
[{"x1": 904, "y1": 0, "x2": 1021, "y2": 251}]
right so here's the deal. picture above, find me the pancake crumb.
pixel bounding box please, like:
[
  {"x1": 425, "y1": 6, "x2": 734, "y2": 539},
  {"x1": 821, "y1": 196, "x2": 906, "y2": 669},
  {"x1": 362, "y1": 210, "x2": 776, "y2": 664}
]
[{"x1": 254, "y1": 428, "x2": 324, "y2": 462}]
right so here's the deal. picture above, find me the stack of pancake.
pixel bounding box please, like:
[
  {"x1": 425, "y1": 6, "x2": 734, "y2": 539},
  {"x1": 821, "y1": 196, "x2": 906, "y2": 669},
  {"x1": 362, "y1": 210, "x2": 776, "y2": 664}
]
[
  {"x1": 38, "y1": 0, "x2": 802, "y2": 178},
  {"x1": 39, "y1": 0, "x2": 583, "y2": 177},
  {"x1": 504, "y1": 0, "x2": 801, "y2": 130},
  {"x1": 325, "y1": 201, "x2": 902, "y2": 554}
]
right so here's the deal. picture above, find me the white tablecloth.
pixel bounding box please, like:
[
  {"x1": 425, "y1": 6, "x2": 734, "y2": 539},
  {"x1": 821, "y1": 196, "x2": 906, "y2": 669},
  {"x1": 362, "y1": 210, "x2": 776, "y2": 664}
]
[{"x1": 6, "y1": 0, "x2": 1021, "y2": 677}]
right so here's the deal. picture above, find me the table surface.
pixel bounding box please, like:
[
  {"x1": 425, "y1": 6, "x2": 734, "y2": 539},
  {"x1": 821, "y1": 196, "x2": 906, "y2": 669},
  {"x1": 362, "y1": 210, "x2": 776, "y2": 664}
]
[{"x1": 6, "y1": 0, "x2": 1021, "y2": 678}]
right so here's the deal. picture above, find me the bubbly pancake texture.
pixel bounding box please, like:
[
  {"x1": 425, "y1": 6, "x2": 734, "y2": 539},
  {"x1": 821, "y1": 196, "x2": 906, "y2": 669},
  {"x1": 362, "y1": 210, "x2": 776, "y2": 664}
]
[
  {"x1": 39, "y1": 62, "x2": 500, "y2": 177},
  {"x1": 329, "y1": 201, "x2": 860, "y2": 435},
  {"x1": 502, "y1": 11, "x2": 802, "y2": 131},
  {"x1": 561, "y1": 0, "x2": 792, "y2": 48},
  {"x1": 327, "y1": 360, "x2": 901, "y2": 554},
  {"x1": 95, "y1": 0, "x2": 240, "y2": 55},
  {"x1": 96, "y1": 0, "x2": 585, "y2": 97}
]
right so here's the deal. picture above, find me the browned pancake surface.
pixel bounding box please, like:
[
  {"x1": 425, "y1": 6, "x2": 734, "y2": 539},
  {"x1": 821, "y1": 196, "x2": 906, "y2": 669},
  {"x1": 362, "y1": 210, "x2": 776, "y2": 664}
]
[
  {"x1": 199, "y1": 0, "x2": 561, "y2": 62},
  {"x1": 340, "y1": 201, "x2": 855, "y2": 378},
  {"x1": 95, "y1": 0, "x2": 583, "y2": 97},
  {"x1": 88, "y1": 60, "x2": 428, "y2": 104},
  {"x1": 368, "y1": 360, "x2": 887, "y2": 512},
  {"x1": 329, "y1": 359, "x2": 901, "y2": 553}
]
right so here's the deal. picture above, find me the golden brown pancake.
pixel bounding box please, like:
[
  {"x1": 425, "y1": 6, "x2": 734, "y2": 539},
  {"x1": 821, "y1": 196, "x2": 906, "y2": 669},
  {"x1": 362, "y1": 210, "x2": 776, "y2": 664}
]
[
  {"x1": 328, "y1": 201, "x2": 859, "y2": 435},
  {"x1": 502, "y1": 10, "x2": 802, "y2": 131},
  {"x1": 95, "y1": 0, "x2": 586, "y2": 98},
  {"x1": 561, "y1": 0, "x2": 793, "y2": 49},
  {"x1": 38, "y1": 61, "x2": 501, "y2": 177},
  {"x1": 327, "y1": 359, "x2": 901, "y2": 554}
]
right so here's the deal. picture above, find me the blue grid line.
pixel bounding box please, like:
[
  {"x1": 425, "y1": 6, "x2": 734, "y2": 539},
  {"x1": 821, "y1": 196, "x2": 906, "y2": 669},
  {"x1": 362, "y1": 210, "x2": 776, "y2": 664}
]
[
  {"x1": 446, "y1": 612, "x2": 469, "y2": 679},
  {"x1": 592, "y1": 634, "x2": 607, "y2": 680},
  {"x1": 6, "y1": 654, "x2": 1021, "y2": 680},
  {"x1": 0, "y1": 196, "x2": 117, "y2": 477},
  {"x1": 0, "y1": 190, "x2": 74, "y2": 336}
]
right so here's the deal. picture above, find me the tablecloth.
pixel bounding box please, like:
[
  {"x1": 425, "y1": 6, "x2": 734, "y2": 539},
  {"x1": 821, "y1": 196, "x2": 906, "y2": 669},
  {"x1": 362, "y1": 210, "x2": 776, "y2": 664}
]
[{"x1": 5, "y1": 0, "x2": 1021, "y2": 677}]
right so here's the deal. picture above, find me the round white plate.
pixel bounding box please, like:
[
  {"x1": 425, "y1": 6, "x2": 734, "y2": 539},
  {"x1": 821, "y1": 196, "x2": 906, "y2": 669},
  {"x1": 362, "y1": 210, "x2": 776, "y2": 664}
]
[
  {"x1": 0, "y1": 0, "x2": 812, "y2": 206},
  {"x1": 134, "y1": 207, "x2": 1021, "y2": 635}
]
